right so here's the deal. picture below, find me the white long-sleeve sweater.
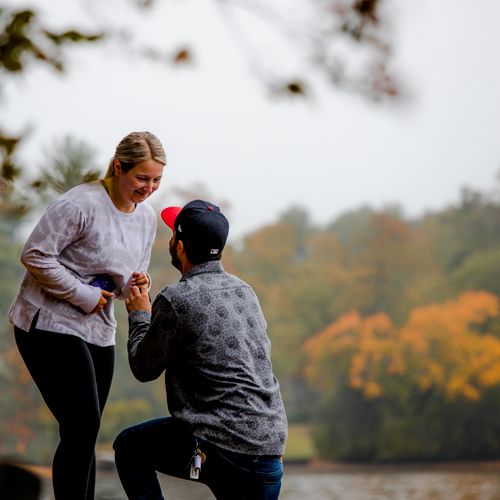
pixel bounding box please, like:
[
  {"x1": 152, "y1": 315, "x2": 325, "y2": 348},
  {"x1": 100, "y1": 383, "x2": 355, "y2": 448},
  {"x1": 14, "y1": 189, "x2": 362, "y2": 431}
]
[{"x1": 8, "y1": 181, "x2": 157, "y2": 347}]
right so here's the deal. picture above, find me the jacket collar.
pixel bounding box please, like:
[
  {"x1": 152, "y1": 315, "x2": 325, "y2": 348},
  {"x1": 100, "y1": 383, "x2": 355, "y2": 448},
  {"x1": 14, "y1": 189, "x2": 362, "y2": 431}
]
[{"x1": 181, "y1": 260, "x2": 224, "y2": 280}]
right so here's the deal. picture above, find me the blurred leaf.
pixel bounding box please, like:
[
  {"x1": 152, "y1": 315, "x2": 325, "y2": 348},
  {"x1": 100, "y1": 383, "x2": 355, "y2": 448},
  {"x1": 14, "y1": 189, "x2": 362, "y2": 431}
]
[
  {"x1": 1, "y1": 162, "x2": 20, "y2": 181},
  {"x1": 354, "y1": 0, "x2": 379, "y2": 20},
  {"x1": 43, "y1": 29, "x2": 103, "y2": 45},
  {"x1": 0, "y1": 133, "x2": 22, "y2": 159},
  {"x1": 172, "y1": 47, "x2": 191, "y2": 65}
]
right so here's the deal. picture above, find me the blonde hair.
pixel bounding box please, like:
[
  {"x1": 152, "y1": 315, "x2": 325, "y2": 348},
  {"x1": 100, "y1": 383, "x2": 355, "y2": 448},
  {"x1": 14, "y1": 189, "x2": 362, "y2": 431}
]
[{"x1": 104, "y1": 131, "x2": 167, "y2": 178}]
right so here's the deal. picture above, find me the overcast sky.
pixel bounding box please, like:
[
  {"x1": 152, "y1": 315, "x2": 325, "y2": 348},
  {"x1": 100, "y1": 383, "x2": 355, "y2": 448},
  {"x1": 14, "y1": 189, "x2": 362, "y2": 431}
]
[{"x1": 4, "y1": 0, "x2": 500, "y2": 239}]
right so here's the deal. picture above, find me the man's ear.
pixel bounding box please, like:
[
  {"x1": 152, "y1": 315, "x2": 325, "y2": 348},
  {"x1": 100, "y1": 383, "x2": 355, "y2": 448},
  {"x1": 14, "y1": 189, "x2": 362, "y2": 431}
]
[{"x1": 176, "y1": 239, "x2": 185, "y2": 256}]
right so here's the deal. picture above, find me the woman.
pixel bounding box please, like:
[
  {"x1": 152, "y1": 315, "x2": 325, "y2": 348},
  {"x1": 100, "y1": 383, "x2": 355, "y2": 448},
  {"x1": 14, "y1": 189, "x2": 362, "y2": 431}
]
[{"x1": 8, "y1": 131, "x2": 166, "y2": 500}]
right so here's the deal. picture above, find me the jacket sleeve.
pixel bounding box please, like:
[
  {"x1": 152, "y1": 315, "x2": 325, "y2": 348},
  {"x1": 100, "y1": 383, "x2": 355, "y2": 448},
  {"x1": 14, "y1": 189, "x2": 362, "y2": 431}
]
[
  {"x1": 20, "y1": 198, "x2": 101, "y2": 313},
  {"x1": 127, "y1": 294, "x2": 177, "y2": 382}
]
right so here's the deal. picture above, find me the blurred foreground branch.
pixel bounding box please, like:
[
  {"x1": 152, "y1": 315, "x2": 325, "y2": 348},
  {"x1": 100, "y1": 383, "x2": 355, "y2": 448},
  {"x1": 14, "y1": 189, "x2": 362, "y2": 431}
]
[{"x1": 0, "y1": 0, "x2": 400, "y2": 193}]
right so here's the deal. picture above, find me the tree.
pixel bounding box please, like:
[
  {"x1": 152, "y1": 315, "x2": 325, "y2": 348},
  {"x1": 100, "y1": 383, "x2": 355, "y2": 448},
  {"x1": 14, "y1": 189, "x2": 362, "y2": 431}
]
[
  {"x1": 1, "y1": 1, "x2": 401, "y2": 187},
  {"x1": 329, "y1": 210, "x2": 441, "y2": 323},
  {"x1": 30, "y1": 135, "x2": 101, "y2": 204},
  {"x1": 302, "y1": 291, "x2": 500, "y2": 461},
  {"x1": 452, "y1": 249, "x2": 500, "y2": 297},
  {"x1": 419, "y1": 187, "x2": 500, "y2": 272},
  {"x1": 0, "y1": 6, "x2": 103, "y2": 227},
  {"x1": 210, "y1": 0, "x2": 399, "y2": 99},
  {"x1": 400, "y1": 291, "x2": 500, "y2": 400}
]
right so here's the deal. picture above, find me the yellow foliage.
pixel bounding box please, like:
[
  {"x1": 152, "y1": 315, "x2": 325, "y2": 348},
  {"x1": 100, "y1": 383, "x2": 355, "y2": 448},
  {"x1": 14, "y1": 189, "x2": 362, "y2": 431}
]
[
  {"x1": 302, "y1": 290, "x2": 500, "y2": 401},
  {"x1": 400, "y1": 291, "x2": 500, "y2": 400},
  {"x1": 303, "y1": 310, "x2": 360, "y2": 358},
  {"x1": 303, "y1": 310, "x2": 397, "y2": 397},
  {"x1": 364, "y1": 381, "x2": 383, "y2": 398},
  {"x1": 387, "y1": 352, "x2": 405, "y2": 375}
]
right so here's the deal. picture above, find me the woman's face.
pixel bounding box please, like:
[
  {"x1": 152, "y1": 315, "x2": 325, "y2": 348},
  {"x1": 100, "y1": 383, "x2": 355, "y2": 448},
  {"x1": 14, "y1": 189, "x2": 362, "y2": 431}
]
[{"x1": 115, "y1": 159, "x2": 164, "y2": 206}]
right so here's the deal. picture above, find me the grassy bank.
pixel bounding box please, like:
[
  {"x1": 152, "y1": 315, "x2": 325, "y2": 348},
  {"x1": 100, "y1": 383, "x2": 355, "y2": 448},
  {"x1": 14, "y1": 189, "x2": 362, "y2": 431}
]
[{"x1": 284, "y1": 424, "x2": 316, "y2": 462}]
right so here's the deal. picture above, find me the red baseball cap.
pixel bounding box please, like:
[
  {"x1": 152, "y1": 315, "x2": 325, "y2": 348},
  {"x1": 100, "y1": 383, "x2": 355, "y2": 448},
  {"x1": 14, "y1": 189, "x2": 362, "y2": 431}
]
[{"x1": 160, "y1": 206, "x2": 182, "y2": 230}]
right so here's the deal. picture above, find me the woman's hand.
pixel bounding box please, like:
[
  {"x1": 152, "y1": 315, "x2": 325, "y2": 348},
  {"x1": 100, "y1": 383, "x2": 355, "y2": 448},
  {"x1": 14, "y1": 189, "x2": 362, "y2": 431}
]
[
  {"x1": 90, "y1": 290, "x2": 114, "y2": 313},
  {"x1": 125, "y1": 285, "x2": 152, "y2": 313},
  {"x1": 131, "y1": 272, "x2": 150, "y2": 288}
]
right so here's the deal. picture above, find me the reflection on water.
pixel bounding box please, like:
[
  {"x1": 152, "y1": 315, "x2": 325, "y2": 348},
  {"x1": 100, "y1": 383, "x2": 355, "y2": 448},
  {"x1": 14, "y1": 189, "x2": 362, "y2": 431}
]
[
  {"x1": 38, "y1": 462, "x2": 500, "y2": 500},
  {"x1": 282, "y1": 467, "x2": 500, "y2": 500}
]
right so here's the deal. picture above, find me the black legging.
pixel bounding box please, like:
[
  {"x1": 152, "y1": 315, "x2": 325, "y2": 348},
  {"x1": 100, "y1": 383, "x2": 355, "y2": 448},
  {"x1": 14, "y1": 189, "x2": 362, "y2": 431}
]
[{"x1": 14, "y1": 321, "x2": 114, "y2": 500}]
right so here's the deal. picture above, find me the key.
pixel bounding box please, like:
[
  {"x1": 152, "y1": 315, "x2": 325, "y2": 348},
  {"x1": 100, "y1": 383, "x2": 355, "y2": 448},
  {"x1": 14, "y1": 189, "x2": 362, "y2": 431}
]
[{"x1": 190, "y1": 449, "x2": 203, "y2": 480}]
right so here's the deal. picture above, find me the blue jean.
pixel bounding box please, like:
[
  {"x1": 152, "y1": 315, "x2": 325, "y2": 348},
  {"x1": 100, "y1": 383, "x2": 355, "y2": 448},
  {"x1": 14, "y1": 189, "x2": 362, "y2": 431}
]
[{"x1": 113, "y1": 417, "x2": 283, "y2": 500}]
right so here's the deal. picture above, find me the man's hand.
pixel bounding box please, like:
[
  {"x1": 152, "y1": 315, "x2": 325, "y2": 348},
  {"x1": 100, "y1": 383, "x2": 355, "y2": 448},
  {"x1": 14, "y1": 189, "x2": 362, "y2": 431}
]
[
  {"x1": 125, "y1": 285, "x2": 152, "y2": 313},
  {"x1": 90, "y1": 289, "x2": 114, "y2": 313}
]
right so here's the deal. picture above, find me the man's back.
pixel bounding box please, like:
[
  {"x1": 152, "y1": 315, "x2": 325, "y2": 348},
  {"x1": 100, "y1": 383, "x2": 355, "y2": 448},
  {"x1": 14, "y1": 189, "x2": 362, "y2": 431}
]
[{"x1": 157, "y1": 260, "x2": 287, "y2": 456}]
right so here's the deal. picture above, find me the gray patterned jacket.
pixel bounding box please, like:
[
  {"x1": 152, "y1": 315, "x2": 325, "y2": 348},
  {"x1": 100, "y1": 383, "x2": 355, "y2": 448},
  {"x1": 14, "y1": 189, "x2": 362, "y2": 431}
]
[{"x1": 128, "y1": 260, "x2": 288, "y2": 455}]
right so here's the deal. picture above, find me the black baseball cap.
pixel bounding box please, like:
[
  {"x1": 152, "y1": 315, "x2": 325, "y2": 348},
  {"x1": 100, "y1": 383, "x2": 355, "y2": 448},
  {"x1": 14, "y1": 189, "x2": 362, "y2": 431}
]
[{"x1": 161, "y1": 200, "x2": 229, "y2": 259}]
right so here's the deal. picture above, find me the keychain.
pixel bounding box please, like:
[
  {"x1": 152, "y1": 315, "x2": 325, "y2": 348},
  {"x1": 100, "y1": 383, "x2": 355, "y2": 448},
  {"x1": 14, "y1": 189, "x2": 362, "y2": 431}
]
[{"x1": 189, "y1": 444, "x2": 206, "y2": 480}]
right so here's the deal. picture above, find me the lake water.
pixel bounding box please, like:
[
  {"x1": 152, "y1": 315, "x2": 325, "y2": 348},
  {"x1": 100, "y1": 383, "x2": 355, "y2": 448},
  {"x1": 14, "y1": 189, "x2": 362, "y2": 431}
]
[{"x1": 37, "y1": 461, "x2": 500, "y2": 499}]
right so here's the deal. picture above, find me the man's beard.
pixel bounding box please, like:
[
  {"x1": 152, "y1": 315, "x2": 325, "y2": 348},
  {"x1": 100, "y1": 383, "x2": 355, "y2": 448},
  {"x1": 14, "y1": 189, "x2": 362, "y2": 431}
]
[{"x1": 169, "y1": 241, "x2": 182, "y2": 271}]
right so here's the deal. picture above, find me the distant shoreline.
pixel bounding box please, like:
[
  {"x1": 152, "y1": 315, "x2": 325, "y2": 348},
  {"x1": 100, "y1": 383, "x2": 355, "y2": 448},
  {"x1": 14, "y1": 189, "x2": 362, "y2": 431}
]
[{"x1": 284, "y1": 458, "x2": 500, "y2": 474}]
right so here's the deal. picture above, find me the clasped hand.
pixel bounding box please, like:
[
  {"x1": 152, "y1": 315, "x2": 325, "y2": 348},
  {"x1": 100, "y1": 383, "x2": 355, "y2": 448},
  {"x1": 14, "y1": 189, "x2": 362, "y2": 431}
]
[
  {"x1": 125, "y1": 285, "x2": 151, "y2": 313},
  {"x1": 126, "y1": 272, "x2": 152, "y2": 313}
]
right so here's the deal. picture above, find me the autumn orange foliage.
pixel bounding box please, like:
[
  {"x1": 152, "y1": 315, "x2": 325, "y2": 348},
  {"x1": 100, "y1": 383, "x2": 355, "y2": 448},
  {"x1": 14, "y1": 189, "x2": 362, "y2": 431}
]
[{"x1": 303, "y1": 291, "x2": 500, "y2": 401}]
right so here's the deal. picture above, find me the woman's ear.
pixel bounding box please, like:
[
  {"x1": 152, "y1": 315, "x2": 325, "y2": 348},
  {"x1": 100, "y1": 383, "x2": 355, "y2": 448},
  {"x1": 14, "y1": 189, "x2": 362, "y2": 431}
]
[{"x1": 113, "y1": 159, "x2": 122, "y2": 176}]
